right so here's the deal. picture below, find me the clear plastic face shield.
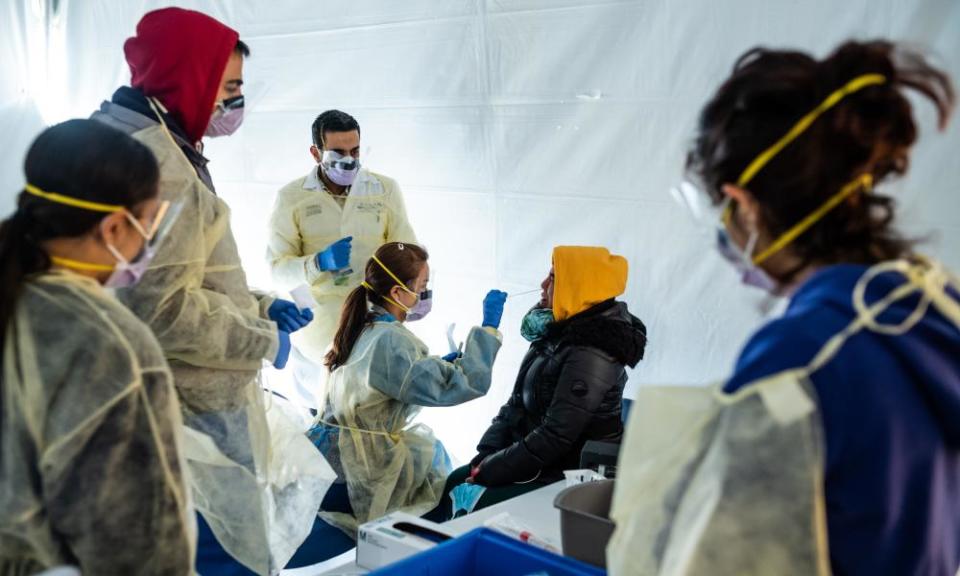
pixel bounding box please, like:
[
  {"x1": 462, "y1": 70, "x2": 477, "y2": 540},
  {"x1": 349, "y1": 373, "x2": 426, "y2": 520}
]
[{"x1": 102, "y1": 200, "x2": 184, "y2": 288}]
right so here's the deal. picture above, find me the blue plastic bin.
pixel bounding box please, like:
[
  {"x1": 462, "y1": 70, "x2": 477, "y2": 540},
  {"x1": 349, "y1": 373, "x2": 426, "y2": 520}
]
[{"x1": 369, "y1": 527, "x2": 605, "y2": 575}]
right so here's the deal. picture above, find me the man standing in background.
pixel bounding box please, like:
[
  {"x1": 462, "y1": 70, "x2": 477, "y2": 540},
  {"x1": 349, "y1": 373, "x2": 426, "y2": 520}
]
[{"x1": 267, "y1": 109, "x2": 417, "y2": 410}]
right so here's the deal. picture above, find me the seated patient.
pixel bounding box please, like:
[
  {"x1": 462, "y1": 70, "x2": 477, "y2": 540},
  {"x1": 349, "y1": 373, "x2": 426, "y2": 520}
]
[{"x1": 439, "y1": 246, "x2": 647, "y2": 518}]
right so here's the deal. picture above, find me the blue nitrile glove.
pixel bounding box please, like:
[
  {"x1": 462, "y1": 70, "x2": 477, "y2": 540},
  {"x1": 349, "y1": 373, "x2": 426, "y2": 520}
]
[
  {"x1": 442, "y1": 351, "x2": 461, "y2": 363},
  {"x1": 268, "y1": 299, "x2": 314, "y2": 333},
  {"x1": 274, "y1": 330, "x2": 291, "y2": 369},
  {"x1": 316, "y1": 236, "x2": 353, "y2": 272},
  {"x1": 482, "y1": 290, "x2": 508, "y2": 329}
]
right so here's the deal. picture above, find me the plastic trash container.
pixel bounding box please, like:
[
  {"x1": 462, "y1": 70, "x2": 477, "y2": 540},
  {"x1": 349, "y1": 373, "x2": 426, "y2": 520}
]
[
  {"x1": 553, "y1": 479, "x2": 616, "y2": 568},
  {"x1": 369, "y1": 527, "x2": 603, "y2": 575}
]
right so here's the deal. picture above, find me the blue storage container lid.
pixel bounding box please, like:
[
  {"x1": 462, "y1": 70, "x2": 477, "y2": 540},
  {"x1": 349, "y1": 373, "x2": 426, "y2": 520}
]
[{"x1": 370, "y1": 527, "x2": 605, "y2": 575}]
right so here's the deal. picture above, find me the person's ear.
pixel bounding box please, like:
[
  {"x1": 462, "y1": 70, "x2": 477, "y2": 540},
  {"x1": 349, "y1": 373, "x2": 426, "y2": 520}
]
[
  {"x1": 722, "y1": 184, "x2": 761, "y2": 230},
  {"x1": 388, "y1": 285, "x2": 404, "y2": 304},
  {"x1": 96, "y1": 212, "x2": 128, "y2": 247},
  {"x1": 310, "y1": 145, "x2": 322, "y2": 164}
]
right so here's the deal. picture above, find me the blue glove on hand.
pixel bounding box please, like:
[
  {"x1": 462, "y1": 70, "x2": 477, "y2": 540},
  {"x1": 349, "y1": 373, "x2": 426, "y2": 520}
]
[
  {"x1": 274, "y1": 330, "x2": 291, "y2": 369},
  {"x1": 316, "y1": 236, "x2": 353, "y2": 272},
  {"x1": 268, "y1": 299, "x2": 314, "y2": 333},
  {"x1": 441, "y1": 351, "x2": 461, "y2": 363},
  {"x1": 482, "y1": 290, "x2": 508, "y2": 329}
]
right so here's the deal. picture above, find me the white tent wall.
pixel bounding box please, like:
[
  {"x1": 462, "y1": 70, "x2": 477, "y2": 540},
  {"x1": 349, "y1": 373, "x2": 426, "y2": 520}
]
[{"x1": 1, "y1": 0, "x2": 958, "y2": 462}]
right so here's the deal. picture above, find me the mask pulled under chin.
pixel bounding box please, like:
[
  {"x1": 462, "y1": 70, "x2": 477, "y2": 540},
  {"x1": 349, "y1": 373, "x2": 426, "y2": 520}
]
[{"x1": 520, "y1": 307, "x2": 555, "y2": 342}]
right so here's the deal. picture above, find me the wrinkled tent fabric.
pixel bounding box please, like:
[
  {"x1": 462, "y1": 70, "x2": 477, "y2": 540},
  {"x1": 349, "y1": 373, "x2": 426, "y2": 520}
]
[
  {"x1": 606, "y1": 259, "x2": 960, "y2": 575},
  {"x1": 0, "y1": 1, "x2": 957, "y2": 462},
  {"x1": 0, "y1": 272, "x2": 195, "y2": 575}
]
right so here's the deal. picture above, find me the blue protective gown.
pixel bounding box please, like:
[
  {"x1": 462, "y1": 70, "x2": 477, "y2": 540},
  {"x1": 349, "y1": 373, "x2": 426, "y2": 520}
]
[{"x1": 726, "y1": 264, "x2": 960, "y2": 575}]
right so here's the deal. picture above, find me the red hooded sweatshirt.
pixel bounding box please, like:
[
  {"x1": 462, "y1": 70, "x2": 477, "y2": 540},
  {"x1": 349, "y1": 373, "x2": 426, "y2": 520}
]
[{"x1": 124, "y1": 8, "x2": 239, "y2": 144}]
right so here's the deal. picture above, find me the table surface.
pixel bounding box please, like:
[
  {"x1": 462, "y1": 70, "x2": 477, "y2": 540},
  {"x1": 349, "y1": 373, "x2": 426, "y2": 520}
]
[{"x1": 285, "y1": 481, "x2": 567, "y2": 576}]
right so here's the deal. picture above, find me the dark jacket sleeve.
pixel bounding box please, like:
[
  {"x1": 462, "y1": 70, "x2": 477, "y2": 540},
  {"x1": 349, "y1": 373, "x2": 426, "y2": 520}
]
[
  {"x1": 474, "y1": 346, "x2": 622, "y2": 486},
  {"x1": 474, "y1": 391, "x2": 523, "y2": 465}
]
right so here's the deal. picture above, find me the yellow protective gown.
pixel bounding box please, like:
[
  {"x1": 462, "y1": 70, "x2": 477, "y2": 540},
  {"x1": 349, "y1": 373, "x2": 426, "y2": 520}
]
[
  {"x1": 108, "y1": 118, "x2": 333, "y2": 574},
  {"x1": 0, "y1": 271, "x2": 194, "y2": 575},
  {"x1": 266, "y1": 167, "x2": 417, "y2": 367}
]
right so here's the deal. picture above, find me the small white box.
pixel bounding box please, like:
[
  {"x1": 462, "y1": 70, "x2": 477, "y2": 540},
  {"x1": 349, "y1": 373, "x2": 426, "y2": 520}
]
[{"x1": 356, "y1": 512, "x2": 454, "y2": 570}]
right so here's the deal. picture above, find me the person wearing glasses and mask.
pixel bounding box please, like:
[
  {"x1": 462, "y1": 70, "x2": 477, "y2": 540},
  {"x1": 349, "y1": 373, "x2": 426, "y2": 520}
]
[
  {"x1": 267, "y1": 110, "x2": 418, "y2": 412},
  {"x1": 91, "y1": 8, "x2": 325, "y2": 576}
]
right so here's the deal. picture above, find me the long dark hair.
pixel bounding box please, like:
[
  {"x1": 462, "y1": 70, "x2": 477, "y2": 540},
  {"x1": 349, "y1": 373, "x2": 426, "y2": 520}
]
[
  {"x1": 687, "y1": 40, "x2": 954, "y2": 270},
  {"x1": 325, "y1": 242, "x2": 429, "y2": 371},
  {"x1": 0, "y1": 119, "x2": 159, "y2": 352}
]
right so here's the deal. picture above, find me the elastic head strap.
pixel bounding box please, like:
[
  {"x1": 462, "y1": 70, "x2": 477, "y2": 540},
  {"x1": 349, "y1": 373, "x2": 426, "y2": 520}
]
[
  {"x1": 371, "y1": 254, "x2": 417, "y2": 296},
  {"x1": 752, "y1": 172, "x2": 874, "y2": 265},
  {"x1": 49, "y1": 255, "x2": 114, "y2": 272},
  {"x1": 24, "y1": 183, "x2": 124, "y2": 213},
  {"x1": 362, "y1": 280, "x2": 411, "y2": 313},
  {"x1": 737, "y1": 73, "x2": 887, "y2": 187}
]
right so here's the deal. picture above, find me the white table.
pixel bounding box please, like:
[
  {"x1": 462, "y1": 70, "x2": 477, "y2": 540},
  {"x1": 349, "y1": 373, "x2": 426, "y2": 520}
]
[{"x1": 286, "y1": 481, "x2": 567, "y2": 576}]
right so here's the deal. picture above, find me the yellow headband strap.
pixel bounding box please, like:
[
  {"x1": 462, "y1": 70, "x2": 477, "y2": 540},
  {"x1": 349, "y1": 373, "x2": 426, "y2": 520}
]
[
  {"x1": 753, "y1": 173, "x2": 874, "y2": 265},
  {"x1": 362, "y1": 280, "x2": 411, "y2": 313},
  {"x1": 24, "y1": 183, "x2": 124, "y2": 213},
  {"x1": 737, "y1": 73, "x2": 887, "y2": 187},
  {"x1": 370, "y1": 254, "x2": 417, "y2": 296},
  {"x1": 49, "y1": 255, "x2": 114, "y2": 272}
]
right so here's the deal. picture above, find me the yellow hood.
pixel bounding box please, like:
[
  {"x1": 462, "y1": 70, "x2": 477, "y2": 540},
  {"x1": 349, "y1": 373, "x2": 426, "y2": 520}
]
[{"x1": 552, "y1": 246, "x2": 628, "y2": 321}]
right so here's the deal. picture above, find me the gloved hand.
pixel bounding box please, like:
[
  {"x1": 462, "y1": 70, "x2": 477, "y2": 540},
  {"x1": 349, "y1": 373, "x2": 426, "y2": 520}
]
[
  {"x1": 481, "y1": 289, "x2": 508, "y2": 329},
  {"x1": 274, "y1": 330, "x2": 291, "y2": 369},
  {"x1": 268, "y1": 299, "x2": 314, "y2": 333},
  {"x1": 316, "y1": 236, "x2": 353, "y2": 272},
  {"x1": 441, "y1": 351, "x2": 461, "y2": 363}
]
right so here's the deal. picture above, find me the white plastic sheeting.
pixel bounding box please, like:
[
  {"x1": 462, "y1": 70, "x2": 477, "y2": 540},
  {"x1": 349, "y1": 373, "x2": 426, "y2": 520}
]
[{"x1": 1, "y1": 0, "x2": 958, "y2": 461}]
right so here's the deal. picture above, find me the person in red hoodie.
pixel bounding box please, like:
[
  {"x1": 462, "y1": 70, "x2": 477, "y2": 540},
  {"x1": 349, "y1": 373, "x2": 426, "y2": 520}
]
[{"x1": 92, "y1": 8, "x2": 348, "y2": 575}]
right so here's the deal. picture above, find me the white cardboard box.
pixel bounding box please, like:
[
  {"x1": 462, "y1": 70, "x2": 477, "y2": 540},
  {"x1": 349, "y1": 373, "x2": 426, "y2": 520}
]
[{"x1": 356, "y1": 512, "x2": 455, "y2": 571}]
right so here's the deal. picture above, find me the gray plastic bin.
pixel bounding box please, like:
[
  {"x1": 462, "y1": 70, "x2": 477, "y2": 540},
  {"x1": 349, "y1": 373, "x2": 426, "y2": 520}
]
[{"x1": 553, "y1": 479, "x2": 616, "y2": 568}]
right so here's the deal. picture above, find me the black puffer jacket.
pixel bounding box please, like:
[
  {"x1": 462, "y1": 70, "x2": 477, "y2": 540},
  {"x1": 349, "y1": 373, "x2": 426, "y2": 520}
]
[{"x1": 473, "y1": 299, "x2": 647, "y2": 486}]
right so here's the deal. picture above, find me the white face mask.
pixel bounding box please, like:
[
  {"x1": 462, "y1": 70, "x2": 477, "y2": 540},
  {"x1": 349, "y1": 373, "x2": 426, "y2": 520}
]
[
  {"x1": 103, "y1": 201, "x2": 183, "y2": 289},
  {"x1": 205, "y1": 96, "x2": 245, "y2": 137},
  {"x1": 320, "y1": 150, "x2": 361, "y2": 186},
  {"x1": 715, "y1": 222, "x2": 779, "y2": 293}
]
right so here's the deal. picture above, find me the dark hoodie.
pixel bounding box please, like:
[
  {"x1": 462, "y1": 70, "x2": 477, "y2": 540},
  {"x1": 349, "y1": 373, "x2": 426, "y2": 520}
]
[
  {"x1": 474, "y1": 300, "x2": 647, "y2": 486},
  {"x1": 726, "y1": 264, "x2": 960, "y2": 576}
]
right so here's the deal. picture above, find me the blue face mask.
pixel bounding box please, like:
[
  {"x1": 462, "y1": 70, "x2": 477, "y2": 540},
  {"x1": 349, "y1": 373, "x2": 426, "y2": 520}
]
[
  {"x1": 450, "y1": 483, "x2": 487, "y2": 517},
  {"x1": 520, "y1": 307, "x2": 555, "y2": 342}
]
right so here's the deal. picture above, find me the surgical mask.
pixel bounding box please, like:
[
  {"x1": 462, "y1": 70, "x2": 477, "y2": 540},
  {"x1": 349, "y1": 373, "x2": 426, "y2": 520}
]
[
  {"x1": 715, "y1": 209, "x2": 778, "y2": 293},
  {"x1": 521, "y1": 307, "x2": 555, "y2": 342},
  {"x1": 320, "y1": 150, "x2": 361, "y2": 187},
  {"x1": 450, "y1": 483, "x2": 487, "y2": 517},
  {"x1": 102, "y1": 238, "x2": 155, "y2": 289},
  {"x1": 406, "y1": 290, "x2": 433, "y2": 322},
  {"x1": 205, "y1": 95, "x2": 244, "y2": 137},
  {"x1": 24, "y1": 183, "x2": 181, "y2": 287}
]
